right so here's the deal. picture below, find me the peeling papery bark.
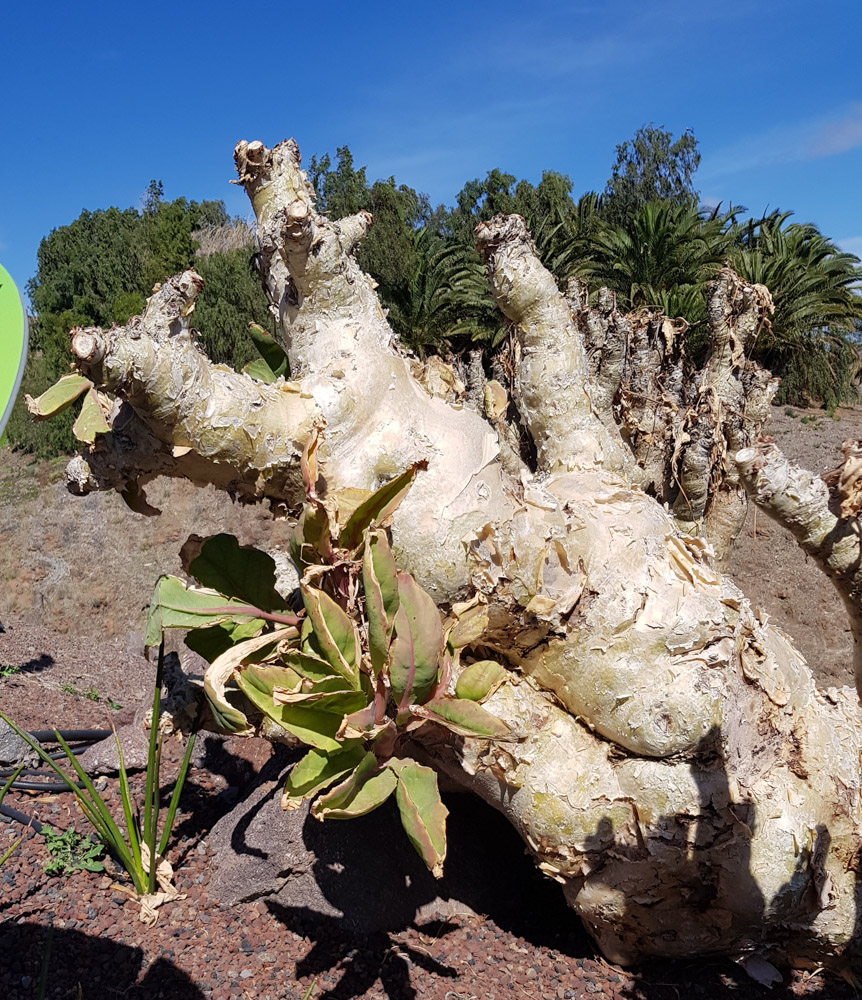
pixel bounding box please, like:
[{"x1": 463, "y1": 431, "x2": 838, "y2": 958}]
[{"x1": 60, "y1": 136, "x2": 862, "y2": 970}]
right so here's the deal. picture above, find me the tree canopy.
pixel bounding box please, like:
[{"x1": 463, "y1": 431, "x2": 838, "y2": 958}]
[
  {"x1": 9, "y1": 126, "x2": 862, "y2": 458},
  {"x1": 601, "y1": 124, "x2": 701, "y2": 226},
  {"x1": 7, "y1": 191, "x2": 270, "y2": 456}
]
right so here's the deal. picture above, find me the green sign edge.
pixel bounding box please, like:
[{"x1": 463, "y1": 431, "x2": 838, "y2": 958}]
[{"x1": 0, "y1": 265, "x2": 29, "y2": 439}]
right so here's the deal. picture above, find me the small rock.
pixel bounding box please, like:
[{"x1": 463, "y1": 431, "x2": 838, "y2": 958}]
[{"x1": 240, "y1": 970, "x2": 253, "y2": 979}]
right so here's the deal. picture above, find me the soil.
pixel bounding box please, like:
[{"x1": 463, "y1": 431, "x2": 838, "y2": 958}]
[
  {"x1": 728, "y1": 404, "x2": 862, "y2": 690},
  {"x1": 1, "y1": 407, "x2": 860, "y2": 1000}
]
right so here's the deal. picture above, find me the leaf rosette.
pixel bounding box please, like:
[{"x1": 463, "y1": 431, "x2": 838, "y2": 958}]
[{"x1": 148, "y1": 467, "x2": 513, "y2": 876}]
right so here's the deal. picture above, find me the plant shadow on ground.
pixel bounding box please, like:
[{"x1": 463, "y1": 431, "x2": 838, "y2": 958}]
[
  {"x1": 2, "y1": 653, "x2": 54, "y2": 675},
  {"x1": 166, "y1": 734, "x2": 278, "y2": 864},
  {"x1": 129, "y1": 734, "x2": 860, "y2": 1000},
  {"x1": 0, "y1": 922, "x2": 205, "y2": 1000},
  {"x1": 264, "y1": 787, "x2": 593, "y2": 1000},
  {"x1": 257, "y1": 731, "x2": 858, "y2": 1000}
]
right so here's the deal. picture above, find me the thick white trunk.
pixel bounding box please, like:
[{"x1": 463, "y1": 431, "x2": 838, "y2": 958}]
[{"x1": 57, "y1": 137, "x2": 862, "y2": 970}]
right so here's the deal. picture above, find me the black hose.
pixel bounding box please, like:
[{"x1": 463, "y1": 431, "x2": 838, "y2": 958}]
[
  {"x1": 0, "y1": 749, "x2": 90, "y2": 779},
  {"x1": 0, "y1": 803, "x2": 43, "y2": 833},
  {"x1": 29, "y1": 729, "x2": 112, "y2": 743},
  {"x1": 0, "y1": 728, "x2": 112, "y2": 789},
  {"x1": 5, "y1": 780, "x2": 85, "y2": 792},
  {"x1": 0, "y1": 767, "x2": 82, "y2": 778},
  {"x1": 0, "y1": 729, "x2": 118, "y2": 835}
]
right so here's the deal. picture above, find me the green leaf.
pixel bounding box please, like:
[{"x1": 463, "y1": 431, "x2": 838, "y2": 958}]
[
  {"x1": 236, "y1": 661, "x2": 304, "y2": 699},
  {"x1": 455, "y1": 660, "x2": 507, "y2": 702},
  {"x1": 412, "y1": 697, "x2": 511, "y2": 739},
  {"x1": 389, "y1": 759, "x2": 448, "y2": 878},
  {"x1": 273, "y1": 705, "x2": 348, "y2": 751},
  {"x1": 25, "y1": 373, "x2": 92, "y2": 420},
  {"x1": 281, "y1": 648, "x2": 344, "y2": 683},
  {"x1": 446, "y1": 602, "x2": 490, "y2": 649},
  {"x1": 234, "y1": 663, "x2": 349, "y2": 751},
  {"x1": 72, "y1": 388, "x2": 110, "y2": 443},
  {"x1": 282, "y1": 746, "x2": 367, "y2": 809},
  {"x1": 240, "y1": 661, "x2": 366, "y2": 715},
  {"x1": 338, "y1": 462, "x2": 425, "y2": 551},
  {"x1": 277, "y1": 689, "x2": 368, "y2": 714},
  {"x1": 301, "y1": 585, "x2": 360, "y2": 689},
  {"x1": 242, "y1": 358, "x2": 278, "y2": 383},
  {"x1": 186, "y1": 534, "x2": 285, "y2": 612},
  {"x1": 248, "y1": 321, "x2": 289, "y2": 376},
  {"x1": 185, "y1": 619, "x2": 267, "y2": 663},
  {"x1": 311, "y1": 752, "x2": 397, "y2": 820},
  {"x1": 362, "y1": 529, "x2": 400, "y2": 675},
  {"x1": 201, "y1": 628, "x2": 291, "y2": 736},
  {"x1": 389, "y1": 572, "x2": 443, "y2": 711},
  {"x1": 203, "y1": 698, "x2": 250, "y2": 737},
  {"x1": 290, "y1": 506, "x2": 333, "y2": 573},
  {"x1": 145, "y1": 575, "x2": 264, "y2": 649}
]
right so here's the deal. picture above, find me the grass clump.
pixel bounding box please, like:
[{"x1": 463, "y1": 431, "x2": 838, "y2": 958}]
[
  {"x1": 0, "y1": 765, "x2": 25, "y2": 866},
  {"x1": 0, "y1": 641, "x2": 196, "y2": 895}
]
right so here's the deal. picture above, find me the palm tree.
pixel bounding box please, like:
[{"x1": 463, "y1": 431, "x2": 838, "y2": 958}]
[
  {"x1": 570, "y1": 200, "x2": 737, "y2": 329},
  {"x1": 730, "y1": 212, "x2": 862, "y2": 407},
  {"x1": 379, "y1": 228, "x2": 499, "y2": 352}
]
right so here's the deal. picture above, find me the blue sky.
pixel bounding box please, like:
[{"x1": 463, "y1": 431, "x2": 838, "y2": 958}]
[{"x1": 2, "y1": 0, "x2": 860, "y2": 302}]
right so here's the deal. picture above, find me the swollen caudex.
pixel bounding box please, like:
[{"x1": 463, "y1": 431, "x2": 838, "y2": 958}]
[{"x1": 49, "y1": 135, "x2": 862, "y2": 965}]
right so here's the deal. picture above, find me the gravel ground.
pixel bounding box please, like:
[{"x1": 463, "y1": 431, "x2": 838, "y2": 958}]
[{"x1": 0, "y1": 641, "x2": 857, "y2": 1000}]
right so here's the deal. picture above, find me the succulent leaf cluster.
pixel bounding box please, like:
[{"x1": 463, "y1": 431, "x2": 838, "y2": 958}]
[{"x1": 146, "y1": 464, "x2": 510, "y2": 876}]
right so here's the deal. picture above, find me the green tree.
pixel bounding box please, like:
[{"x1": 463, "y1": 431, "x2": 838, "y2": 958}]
[
  {"x1": 576, "y1": 200, "x2": 737, "y2": 329},
  {"x1": 143, "y1": 193, "x2": 229, "y2": 291},
  {"x1": 194, "y1": 246, "x2": 273, "y2": 370},
  {"x1": 28, "y1": 206, "x2": 147, "y2": 330},
  {"x1": 308, "y1": 147, "x2": 369, "y2": 220},
  {"x1": 446, "y1": 168, "x2": 519, "y2": 243},
  {"x1": 602, "y1": 125, "x2": 700, "y2": 227},
  {"x1": 307, "y1": 147, "x2": 437, "y2": 323},
  {"x1": 9, "y1": 190, "x2": 251, "y2": 457},
  {"x1": 365, "y1": 180, "x2": 430, "y2": 286}
]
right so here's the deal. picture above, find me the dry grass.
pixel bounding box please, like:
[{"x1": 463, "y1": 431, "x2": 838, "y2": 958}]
[
  {"x1": 0, "y1": 447, "x2": 294, "y2": 642},
  {"x1": 193, "y1": 219, "x2": 256, "y2": 257}
]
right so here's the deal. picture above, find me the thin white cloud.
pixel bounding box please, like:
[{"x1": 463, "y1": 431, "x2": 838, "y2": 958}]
[
  {"x1": 815, "y1": 109, "x2": 862, "y2": 158},
  {"x1": 704, "y1": 102, "x2": 862, "y2": 177}
]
